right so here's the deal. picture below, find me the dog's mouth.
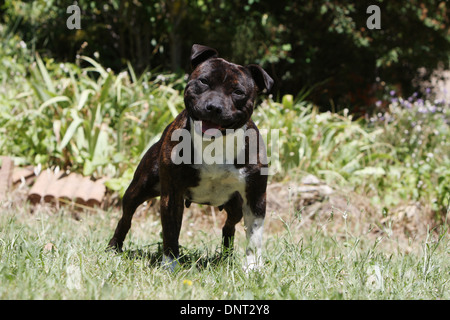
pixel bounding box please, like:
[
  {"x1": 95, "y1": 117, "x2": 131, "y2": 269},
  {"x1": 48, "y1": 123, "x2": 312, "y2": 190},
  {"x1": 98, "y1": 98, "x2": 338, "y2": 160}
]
[
  {"x1": 190, "y1": 115, "x2": 229, "y2": 136},
  {"x1": 201, "y1": 120, "x2": 222, "y2": 133}
]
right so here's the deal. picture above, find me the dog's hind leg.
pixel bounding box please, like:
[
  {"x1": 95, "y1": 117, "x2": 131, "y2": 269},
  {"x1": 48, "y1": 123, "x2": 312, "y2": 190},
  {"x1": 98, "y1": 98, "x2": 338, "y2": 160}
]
[
  {"x1": 159, "y1": 186, "x2": 184, "y2": 272},
  {"x1": 108, "y1": 145, "x2": 161, "y2": 252},
  {"x1": 107, "y1": 180, "x2": 159, "y2": 252}
]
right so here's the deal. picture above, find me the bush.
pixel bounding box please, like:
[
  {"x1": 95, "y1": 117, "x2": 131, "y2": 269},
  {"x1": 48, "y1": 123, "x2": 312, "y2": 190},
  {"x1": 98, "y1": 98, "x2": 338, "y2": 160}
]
[
  {"x1": 369, "y1": 91, "x2": 450, "y2": 215},
  {"x1": 0, "y1": 43, "x2": 185, "y2": 182},
  {"x1": 254, "y1": 90, "x2": 449, "y2": 215}
]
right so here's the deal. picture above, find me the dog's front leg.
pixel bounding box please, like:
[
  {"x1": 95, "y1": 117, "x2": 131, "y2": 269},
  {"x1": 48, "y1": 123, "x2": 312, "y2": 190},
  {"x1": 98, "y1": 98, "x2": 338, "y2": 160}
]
[
  {"x1": 243, "y1": 205, "x2": 265, "y2": 271},
  {"x1": 160, "y1": 189, "x2": 184, "y2": 272},
  {"x1": 222, "y1": 193, "x2": 244, "y2": 257},
  {"x1": 243, "y1": 168, "x2": 267, "y2": 271}
]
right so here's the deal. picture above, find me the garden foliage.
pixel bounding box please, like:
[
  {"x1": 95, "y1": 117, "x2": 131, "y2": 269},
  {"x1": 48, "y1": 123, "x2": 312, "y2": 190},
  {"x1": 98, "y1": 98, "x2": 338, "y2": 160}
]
[{"x1": 0, "y1": 26, "x2": 448, "y2": 216}]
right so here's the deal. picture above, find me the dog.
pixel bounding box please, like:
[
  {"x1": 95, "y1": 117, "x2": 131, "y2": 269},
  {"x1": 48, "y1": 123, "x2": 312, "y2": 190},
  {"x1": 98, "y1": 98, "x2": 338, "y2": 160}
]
[{"x1": 108, "y1": 44, "x2": 274, "y2": 271}]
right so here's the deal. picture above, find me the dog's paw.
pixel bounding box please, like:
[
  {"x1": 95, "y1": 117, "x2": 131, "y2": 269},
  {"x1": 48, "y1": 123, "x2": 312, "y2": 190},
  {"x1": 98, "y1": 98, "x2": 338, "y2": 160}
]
[
  {"x1": 106, "y1": 239, "x2": 123, "y2": 253},
  {"x1": 243, "y1": 262, "x2": 263, "y2": 273},
  {"x1": 243, "y1": 254, "x2": 263, "y2": 273},
  {"x1": 161, "y1": 254, "x2": 181, "y2": 272}
]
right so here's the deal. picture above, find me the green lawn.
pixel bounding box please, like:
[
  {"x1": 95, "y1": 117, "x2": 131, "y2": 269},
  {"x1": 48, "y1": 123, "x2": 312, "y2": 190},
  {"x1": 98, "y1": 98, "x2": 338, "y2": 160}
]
[{"x1": 0, "y1": 195, "x2": 447, "y2": 300}]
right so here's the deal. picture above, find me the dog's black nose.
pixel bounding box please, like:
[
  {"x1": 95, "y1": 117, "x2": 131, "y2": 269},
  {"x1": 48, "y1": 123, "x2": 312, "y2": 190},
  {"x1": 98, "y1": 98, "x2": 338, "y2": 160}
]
[{"x1": 206, "y1": 104, "x2": 222, "y2": 115}]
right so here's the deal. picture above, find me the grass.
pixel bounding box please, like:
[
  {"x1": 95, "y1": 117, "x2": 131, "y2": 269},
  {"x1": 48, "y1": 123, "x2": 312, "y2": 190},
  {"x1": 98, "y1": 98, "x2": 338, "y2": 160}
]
[{"x1": 0, "y1": 194, "x2": 448, "y2": 300}]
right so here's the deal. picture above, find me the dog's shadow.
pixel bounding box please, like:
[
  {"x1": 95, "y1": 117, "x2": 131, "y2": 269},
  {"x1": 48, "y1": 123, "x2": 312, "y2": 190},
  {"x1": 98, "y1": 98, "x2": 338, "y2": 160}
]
[{"x1": 120, "y1": 242, "x2": 231, "y2": 270}]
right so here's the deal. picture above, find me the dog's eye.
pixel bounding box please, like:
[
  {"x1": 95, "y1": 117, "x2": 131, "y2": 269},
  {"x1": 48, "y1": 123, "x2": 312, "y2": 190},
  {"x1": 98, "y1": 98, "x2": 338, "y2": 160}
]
[
  {"x1": 199, "y1": 78, "x2": 209, "y2": 86},
  {"x1": 233, "y1": 89, "x2": 245, "y2": 96}
]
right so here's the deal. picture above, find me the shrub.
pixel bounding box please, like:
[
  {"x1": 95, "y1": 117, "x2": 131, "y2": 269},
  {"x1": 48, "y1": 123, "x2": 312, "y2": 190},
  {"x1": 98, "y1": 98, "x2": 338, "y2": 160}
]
[
  {"x1": 254, "y1": 90, "x2": 449, "y2": 216},
  {"x1": 0, "y1": 50, "x2": 185, "y2": 181}
]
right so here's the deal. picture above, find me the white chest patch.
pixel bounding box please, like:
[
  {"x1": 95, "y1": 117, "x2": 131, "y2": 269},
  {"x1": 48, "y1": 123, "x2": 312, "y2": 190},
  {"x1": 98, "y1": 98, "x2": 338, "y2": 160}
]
[
  {"x1": 187, "y1": 163, "x2": 246, "y2": 207},
  {"x1": 186, "y1": 118, "x2": 248, "y2": 206}
]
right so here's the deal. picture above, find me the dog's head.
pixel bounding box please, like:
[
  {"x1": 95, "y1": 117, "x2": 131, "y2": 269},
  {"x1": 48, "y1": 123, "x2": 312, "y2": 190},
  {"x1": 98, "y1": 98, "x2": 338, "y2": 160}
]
[{"x1": 184, "y1": 44, "x2": 273, "y2": 134}]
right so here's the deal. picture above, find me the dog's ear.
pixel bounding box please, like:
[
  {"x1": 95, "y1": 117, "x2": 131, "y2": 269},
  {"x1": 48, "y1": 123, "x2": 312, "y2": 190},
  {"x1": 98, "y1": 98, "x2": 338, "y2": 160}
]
[
  {"x1": 246, "y1": 64, "x2": 274, "y2": 93},
  {"x1": 191, "y1": 44, "x2": 219, "y2": 69}
]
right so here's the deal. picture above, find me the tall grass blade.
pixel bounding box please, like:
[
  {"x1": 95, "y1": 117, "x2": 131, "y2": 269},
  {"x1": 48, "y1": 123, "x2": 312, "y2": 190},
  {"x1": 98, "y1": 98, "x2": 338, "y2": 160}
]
[
  {"x1": 59, "y1": 117, "x2": 83, "y2": 150},
  {"x1": 80, "y1": 56, "x2": 107, "y2": 77},
  {"x1": 38, "y1": 96, "x2": 71, "y2": 112},
  {"x1": 77, "y1": 89, "x2": 94, "y2": 110},
  {"x1": 127, "y1": 61, "x2": 137, "y2": 84},
  {"x1": 99, "y1": 73, "x2": 113, "y2": 102},
  {"x1": 35, "y1": 52, "x2": 55, "y2": 93}
]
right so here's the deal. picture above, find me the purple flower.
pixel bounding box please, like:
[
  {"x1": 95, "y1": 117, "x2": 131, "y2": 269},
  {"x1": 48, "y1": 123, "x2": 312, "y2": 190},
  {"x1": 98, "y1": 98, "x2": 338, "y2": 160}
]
[
  {"x1": 390, "y1": 90, "x2": 396, "y2": 96},
  {"x1": 402, "y1": 100, "x2": 412, "y2": 109},
  {"x1": 418, "y1": 106, "x2": 428, "y2": 113},
  {"x1": 375, "y1": 100, "x2": 382, "y2": 107},
  {"x1": 416, "y1": 98, "x2": 424, "y2": 106}
]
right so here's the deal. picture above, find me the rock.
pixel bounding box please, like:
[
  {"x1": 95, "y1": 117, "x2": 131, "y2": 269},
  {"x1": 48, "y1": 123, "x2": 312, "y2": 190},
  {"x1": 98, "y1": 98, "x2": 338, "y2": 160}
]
[
  {"x1": 28, "y1": 169, "x2": 106, "y2": 208},
  {"x1": 300, "y1": 174, "x2": 322, "y2": 185},
  {"x1": 267, "y1": 174, "x2": 334, "y2": 213}
]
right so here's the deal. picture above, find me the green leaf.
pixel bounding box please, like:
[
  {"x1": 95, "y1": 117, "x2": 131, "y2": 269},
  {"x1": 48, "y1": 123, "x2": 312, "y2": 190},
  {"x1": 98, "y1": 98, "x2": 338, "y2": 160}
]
[
  {"x1": 59, "y1": 117, "x2": 83, "y2": 150},
  {"x1": 38, "y1": 96, "x2": 71, "y2": 112},
  {"x1": 353, "y1": 167, "x2": 386, "y2": 176},
  {"x1": 35, "y1": 52, "x2": 55, "y2": 93},
  {"x1": 83, "y1": 160, "x2": 95, "y2": 176},
  {"x1": 80, "y1": 56, "x2": 107, "y2": 77},
  {"x1": 99, "y1": 73, "x2": 113, "y2": 102},
  {"x1": 127, "y1": 61, "x2": 137, "y2": 83},
  {"x1": 77, "y1": 89, "x2": 94, "y2": 110}
]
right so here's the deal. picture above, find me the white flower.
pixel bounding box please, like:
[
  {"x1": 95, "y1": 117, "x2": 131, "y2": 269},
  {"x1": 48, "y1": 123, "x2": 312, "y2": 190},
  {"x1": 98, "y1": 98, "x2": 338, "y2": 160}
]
[{"x1": 156, "y1": 74, "x2": 166, "y2": 82}]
